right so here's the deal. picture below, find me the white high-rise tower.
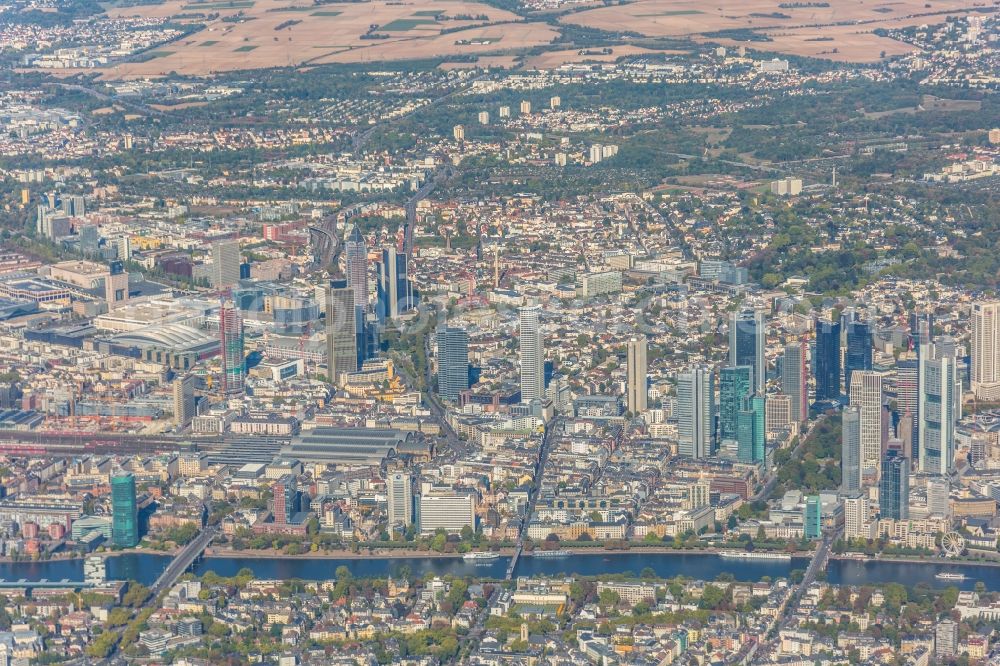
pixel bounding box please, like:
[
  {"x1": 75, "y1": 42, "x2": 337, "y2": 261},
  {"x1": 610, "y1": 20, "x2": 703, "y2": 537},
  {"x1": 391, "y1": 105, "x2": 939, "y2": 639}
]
[{"x1": 518, "y1": 305, "x2": 544, "y2": 403}]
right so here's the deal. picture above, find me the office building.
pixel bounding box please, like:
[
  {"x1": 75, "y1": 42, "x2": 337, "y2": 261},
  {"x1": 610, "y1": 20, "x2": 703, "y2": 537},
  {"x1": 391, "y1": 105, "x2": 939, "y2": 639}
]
[
  {"x1": 841, "y1": 406, "x2": 862, "y2": 494},
  {"x1": 896, "y1": 359, "x2": 919, "y2": 458},
  {"x1": 344, "y1": 225, "x2": 369, "y2": 310},
  {"x1": 105, "y1": 261, "x2": 128, "y2": 311},
  {"x1": 845, "y1": 321, "x2": 873, "y2": 391},
  {"x1": 766, "y1": 393, "x2": 791, "y2": 433},
  {"x1": 719, "y1": 365, "x2": 752, "y2": 443},
  {"x1": 879, "y1": 449, "x2": 909, "y2": 520},
  {"x1": 730, "y1": 307, "x2": 765, "y2": 394},
  {"x1": 849, "y1": 370, "x2": 883, "y2": 472},
  {"x1": 211, "y1": 239, "x2": 241, "y2": 289},
  {"x1": 918, "y1": 343, "x2": 957, "y2": 475},
  {"x1": 927, "y1": 477, "x2": 950, "y2": 518},
  {"x1": 172, "y1": 374, "x2": 196, "y2": 428},
  {"x1": 935, "y1": 619, "x2": 959, "y2": 660},
  {"x1": 437, "y1": 326, "x2": 470, "y2": 401},
  {"x1": 626, "y1": 336, "x2": 648, "y2": 414},
  {"x1": 111, "y1": 472, "x2": 139, "y2": 547},
  {"x1": 377, "y1": 247, "x2": 413, "y2": 321},
  {"x1": 781, "y1": 342, "x2": 808, "y2": 425},
  {"x1": 325, "y1": 280, "x2": 358, "y2": 382},
  {"x1": 737, "y1": 394, "x2": 766, "y2": 464},
  {"x1": 419, "y1": 490, "x2": 476, "y2": 535},
  {"x1": 804, "y1": 495, "x2": 821, "y2": 539},
  {"x1": 677, "y1": 366, "x2": 715, "y2": 459},
  {"x1": 518, "y1": 305, "x2": 544, "y2": 403},
  {"x1": 843, "y1": 494, "x2": 869, "y2": 540},
  {"x1": 971, "y1": 301, "x2": 1000, "y2": 400},
  {"x1": 814, "y1": 318, "x2": 842, "y2": 401},
  {"x1": 386, "y1": 472, "x2": 413, "y2": 528},
  {"x1": 219, "y1": 300, "x2": 245, "y2": 395}
]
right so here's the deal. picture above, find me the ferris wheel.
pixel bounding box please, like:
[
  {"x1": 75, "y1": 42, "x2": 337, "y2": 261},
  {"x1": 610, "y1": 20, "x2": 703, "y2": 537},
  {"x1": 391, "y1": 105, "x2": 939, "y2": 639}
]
[{"x1": 941, "y1": 532, "x2": 966, "y2": 558}]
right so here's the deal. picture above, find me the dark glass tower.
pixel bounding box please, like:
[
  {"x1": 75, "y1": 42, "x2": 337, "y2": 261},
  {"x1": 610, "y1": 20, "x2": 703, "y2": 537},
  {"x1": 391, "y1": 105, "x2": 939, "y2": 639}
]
[
  {"x1": 845, "y1": 321, "x2": 873, "y2": 392},
  {"x1": 879, "y1": 449, "x2": 909, "y2": 520},
  {"x1": 814, "y1": 318, "x2": 842, "y2": 401}
]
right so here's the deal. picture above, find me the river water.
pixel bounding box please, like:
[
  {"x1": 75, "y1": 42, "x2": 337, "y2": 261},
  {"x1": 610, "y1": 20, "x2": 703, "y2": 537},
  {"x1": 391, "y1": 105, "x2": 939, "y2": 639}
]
[{"x1": 0, "y1": 552, "x2": 997, "y2": 591}]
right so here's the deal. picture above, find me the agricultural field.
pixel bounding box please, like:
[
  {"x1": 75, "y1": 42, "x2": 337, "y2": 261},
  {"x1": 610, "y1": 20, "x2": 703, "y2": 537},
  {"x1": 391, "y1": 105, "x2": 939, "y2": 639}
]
[
  {"x1": 561, "y1": 0, "x2": 993, "y2": 62},
  {"x1": 98, "y1": 0, "x2": 539, "y2": 77}
]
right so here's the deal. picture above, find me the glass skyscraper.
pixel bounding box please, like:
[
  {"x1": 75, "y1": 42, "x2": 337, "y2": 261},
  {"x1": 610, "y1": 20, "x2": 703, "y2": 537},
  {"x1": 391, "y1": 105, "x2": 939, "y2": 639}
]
[
  {"x1": 730, "y1": 308, "x2": 765, "y2": 394},
  {"x1": 111, "y1": 472, "x2": 138, "y2": 548},
  {"x1": 344, "y1": 224, "x2": 368, "y2": 310},
  {"x1": 736, "y1": 394, "x2": 765, "y2": 464},
  {"x1": 719, "y1": 365, "x2": 752, "y2": 443},
  {"x1": 437, "y1": 326, "x2": 470, "y2": 401},
  {"x1": 845, "y1": 321, "x2": 873, "y2": 391},
  {"x1": 879, "y1": 449, "x2": 909, "y2": 520},
  {"x1": 814, "y1": 318, "x2": 841, "y2": 401},
  {"x1": 841, "y1": 406, "x2": 861, "y2": 494},
  {"x1": 325, "y1": 279, "x2": 358, "y2": 382}
]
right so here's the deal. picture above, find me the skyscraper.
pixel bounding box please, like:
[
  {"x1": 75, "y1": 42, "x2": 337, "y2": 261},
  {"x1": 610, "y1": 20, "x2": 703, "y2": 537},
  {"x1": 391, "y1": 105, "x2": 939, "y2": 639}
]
[
  {"x1": 896, "y1": 359, "x2": 919, "y2": 459},
  {"x1": 345, "y1": 224, "x2": 369, "y2": 310},
  {"x1": 111, "y1": 472, "x2": 138, "y2": 547},
  {"x1": 172, "y1": 374, "x2": 196, "y2": 428},
  {"x1": 219, "y1": 300, "x2": 244, "y2": 395},
  {"x1": 849, "y1": 370, "x2": 883, "y2": 472},
  {"x1": 677, "y1": 366, "x2": 715, "y2": 459},
  {"x1": 325, "y1": 279, "x2": 358, "y2": 382},
  {"x1": 730, "y1": 308, "x2": 765, "y2": 394},
  {"x1": 518, "y1": 305, "x2": 544, "y2": 403},
  {"x1": 814, "y1": 318, "x2": 842, "y2": 401},
  {"x1": 736, "y1": 394, "x2": 766, "y2": 464},
  {"x1": 843, "y1": 494, "x2": 869, "y2": 540},
  {"x1": 971, "y1": 301, "x2": 1000, "y2": 400},
  {"x1": 626, "y1": 336, "x2": 648, "y2": 415},
  {"x1": 377, "y1": 247, "x2": 412, "y2": 321},
  {"x1": 437, "y1": 326, "x2": 470, "y2": 401},
  {"x1": 845, "y1": 321, "x2": 873, "y2": 391},
  {"x1": 804, "y1": 495, "x2": 821, "y2": 539},
  {"x1": 387, "y1": 472, "x2": 413, "y2": 527},
  {"x1": 918, "y1": 343, "x2": 957, "y2": 475},
  {"x1": 927, "y1": 476, "x2": 951, "y2": 518},
  {"x1": 879, "y1": 449, "x2": 909, "y2": 520},
  {"x1": 105, "y1": 260, "x2": 129, "y2": 311},
  {"x1": 211, "y1": 239, "x2": 241, "y2": 289},
  {"x1": 272, "y1": 475, "x2": 297, "y2": 525},
  {"x1": 781, "y1": 342, "x2": 808, "y2": 425},
  {"x1": 841, "y1": 406, "x2": 861, "y2": 494},
  {"x1": 720, "y1": 366, "x2": 752, "y2": 445}
]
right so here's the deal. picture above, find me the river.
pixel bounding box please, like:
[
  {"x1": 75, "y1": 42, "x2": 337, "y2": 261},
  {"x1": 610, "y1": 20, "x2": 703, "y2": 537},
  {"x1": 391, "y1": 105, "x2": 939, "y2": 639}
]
[{"x1": 0, "y1": 552, "x2": 996, "y2": 591}]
